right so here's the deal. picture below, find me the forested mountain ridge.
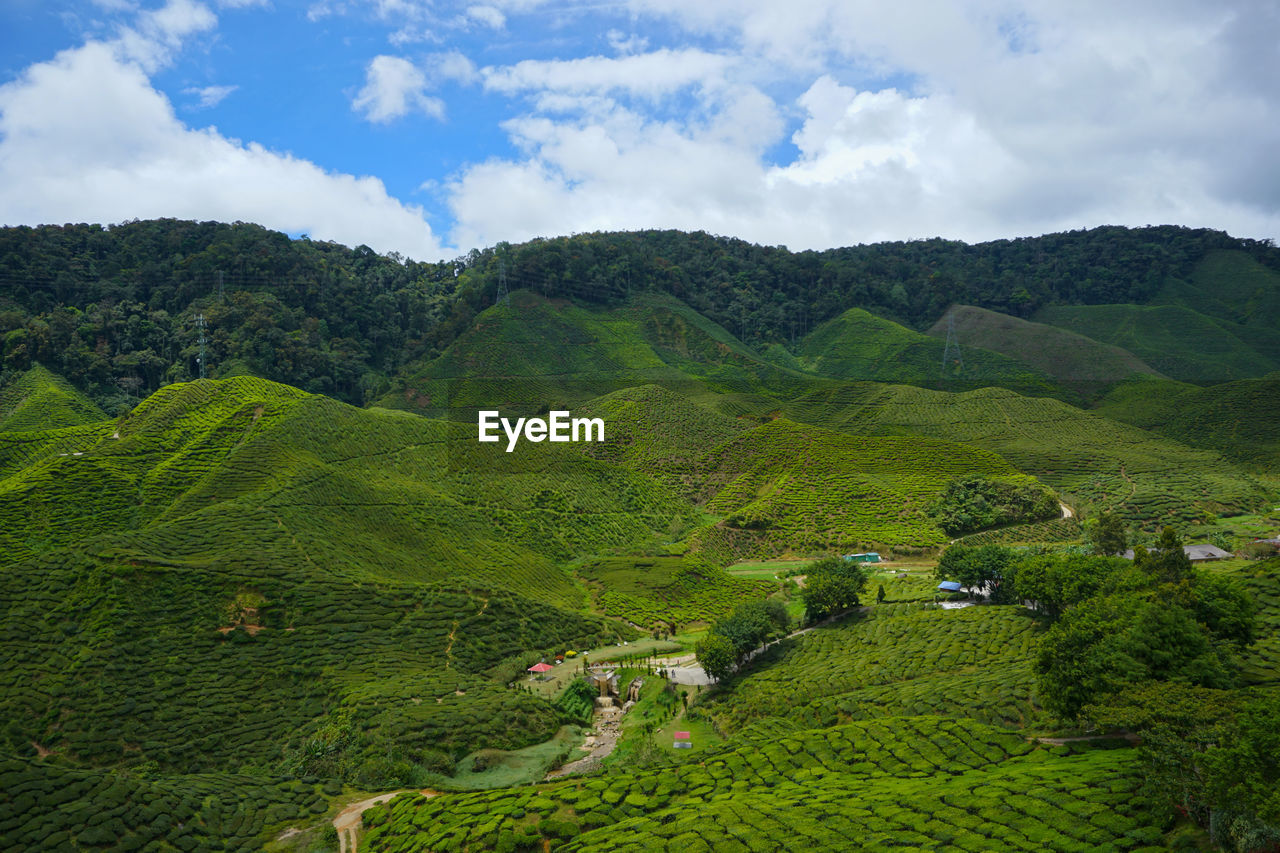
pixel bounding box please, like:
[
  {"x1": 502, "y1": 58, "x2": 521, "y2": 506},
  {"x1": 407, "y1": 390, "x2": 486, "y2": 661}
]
[{"x1": 2, "y1": 219, "x2": 1278, "y2": 412}]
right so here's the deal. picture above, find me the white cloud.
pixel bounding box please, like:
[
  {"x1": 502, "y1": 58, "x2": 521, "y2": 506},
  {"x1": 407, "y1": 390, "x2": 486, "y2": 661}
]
[
  {"x1": 183, "y1": 83, "x2": 237, "y2": 108},
  {"x1": 114, "y1": 0, "x2": 217, "y2": 71},
  {"x1": 0, "y1": 31, "x2": 446, "y2": 259},
  {"x1": 482, "y1": 49, "x2": 735, "y2": 100},
  {"x1": 352, "y1": 54, "x2": 445, "y2": 122},
  {"x1": 466, "y1": 5, "x2": 505, "y2": 29},
  {"x1": 441, "y1": 0, "x2": 1280, "y2": 250}
]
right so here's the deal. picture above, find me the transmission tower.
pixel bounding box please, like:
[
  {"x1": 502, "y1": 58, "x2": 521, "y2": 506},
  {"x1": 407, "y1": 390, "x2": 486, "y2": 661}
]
[
  {"x1": 941, "y1": 313, "x2": 963, "y2": 375},
  {"x1": 196, "y1": 313, "x2": 208, "y2": 379},
  {"x1": 495, "y1": 257, "x2": 510, "y2": 306}
]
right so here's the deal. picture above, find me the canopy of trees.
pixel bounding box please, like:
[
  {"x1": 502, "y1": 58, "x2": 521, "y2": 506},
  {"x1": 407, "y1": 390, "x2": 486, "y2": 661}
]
[{"x1": 2, "y1": 219, "x2": 1276, "y2": 412}]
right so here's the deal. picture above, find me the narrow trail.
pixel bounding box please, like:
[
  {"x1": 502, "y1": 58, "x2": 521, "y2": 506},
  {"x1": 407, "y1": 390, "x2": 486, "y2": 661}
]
[{"x1": 333, "y1": 790, "x2": 436, "y2": 853}]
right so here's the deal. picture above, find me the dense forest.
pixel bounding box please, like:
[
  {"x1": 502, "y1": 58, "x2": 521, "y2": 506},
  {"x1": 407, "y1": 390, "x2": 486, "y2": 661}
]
[{"x1": 1, "y1": 218, "x2": 1276, "y2": 411}]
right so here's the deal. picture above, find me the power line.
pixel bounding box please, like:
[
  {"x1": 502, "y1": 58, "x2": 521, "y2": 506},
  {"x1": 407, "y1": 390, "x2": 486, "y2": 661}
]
[
  {"x1": 941, "y1": 312, "x2": 963, "y2": 375},
  {"x1": 194, "y1": 312, "x2": 207, "y2": 379}
]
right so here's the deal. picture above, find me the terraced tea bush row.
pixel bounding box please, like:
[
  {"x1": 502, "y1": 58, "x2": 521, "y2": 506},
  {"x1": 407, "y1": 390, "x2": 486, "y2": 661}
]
[
  {"x1": 360, "y1": 718, "x2": 1162, "y2": 852},
  {"x1": 0, "y1": 365, "x2": 106, "y2": 433},
  {"x1": 0, "y1": 377, "x2": 697, "y2": 608},
  {"x1": 689, "y1": 418, "x2": 1023, "y2": 555},
  {"x1": 700, "y1": 605, "x2": 1040, "y2": 733},
  {"x1": 787, "y1": 383, "x2": 1271, "y2": 529},
  {"x1": 957, "y1": 517, "x2": 1082, "y2": 546},
  {"x1": 0, "y1": 554, "x2": 630, "y2": 780},
  {"x1": 0, "y1": 753, "x2": 331, "y2": 852},
  {"x1": 577, "y1": 555, "x2": 770, "y2": 629}
]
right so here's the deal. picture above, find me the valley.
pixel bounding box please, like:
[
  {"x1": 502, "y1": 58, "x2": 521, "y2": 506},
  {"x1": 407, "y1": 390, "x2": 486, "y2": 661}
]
[{"x1": 0, "y1": 221, "x2": 1278, "y2": 852}]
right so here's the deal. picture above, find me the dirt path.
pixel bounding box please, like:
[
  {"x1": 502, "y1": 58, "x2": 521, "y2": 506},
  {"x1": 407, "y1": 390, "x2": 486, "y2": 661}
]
[
  {"x1": 545, "y1": 719, "x2": 622, "y2": 779},
  {"x1": 333, "y1": 790, "x2": 435, "y2": 853},
  {"x1": 1034, "y1": 732, "x2": 1139, "y2": 746}
]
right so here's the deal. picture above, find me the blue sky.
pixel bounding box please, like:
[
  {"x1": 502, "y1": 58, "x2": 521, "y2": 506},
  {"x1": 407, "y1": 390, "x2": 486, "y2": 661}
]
[{"x1": 1, "y1": 1, "x2": 1278, "y2": 261}]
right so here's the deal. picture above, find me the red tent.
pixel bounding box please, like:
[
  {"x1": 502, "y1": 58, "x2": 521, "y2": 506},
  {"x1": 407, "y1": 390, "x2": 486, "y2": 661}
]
[{"x1": 527, "y1": 662, "x2": 554, "y2": 673}]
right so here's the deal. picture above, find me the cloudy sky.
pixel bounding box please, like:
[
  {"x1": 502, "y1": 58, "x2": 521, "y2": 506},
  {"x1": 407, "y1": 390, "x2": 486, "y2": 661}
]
[{"x1": 1, "y1": 0, "x2": 1277, "y2": 261}]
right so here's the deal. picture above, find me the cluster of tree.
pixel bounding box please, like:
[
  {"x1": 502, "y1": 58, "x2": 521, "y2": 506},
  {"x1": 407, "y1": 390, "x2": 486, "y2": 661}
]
[
  {"x1": 1033, "y1": 536, "x2": 1253, "y2": 718},
  {"x1": 800, "y1": 556, "x2": 871, "y2": 622},
  {"x1": 1087, "y1": 684, "x2": 1278, "y2": 851},
  {"x1": 929, "y1": 476, "x2": 1060, "y2": 536},
  {"x1": 933, "y1": 544, "x2": 1025, "y2": 602},
  {"x1": 1033, "y1": 530, "x2": 1267, "y2": 845},
  {"x1": 934, "y1": 530, "x2": 1270, "y2": 843},
  {"x1": 3, "y1": 219, "x2": 1277, "y2": 411},
  {"x1": 0, "y1": 220, "x2": 465, "y2": 410},
  {"x1": 694, "y1": 599, "x2": 791, "y2": 682}
]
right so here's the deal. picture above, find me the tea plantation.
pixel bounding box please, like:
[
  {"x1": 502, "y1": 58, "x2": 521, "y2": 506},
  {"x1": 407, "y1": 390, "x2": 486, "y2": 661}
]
[{"x1": 4, "y1": 283, "x2": 1279, "y2": 852}]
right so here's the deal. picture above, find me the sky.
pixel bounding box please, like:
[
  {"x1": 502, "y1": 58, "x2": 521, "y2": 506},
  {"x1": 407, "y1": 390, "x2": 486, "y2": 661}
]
[{"x1": 1, "y1": 1, "x2": 1278, "y2": 262}]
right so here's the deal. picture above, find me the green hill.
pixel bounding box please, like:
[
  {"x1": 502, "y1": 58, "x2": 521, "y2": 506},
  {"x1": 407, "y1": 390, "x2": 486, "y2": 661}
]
[
  {"x1": 926, "y1": 305, "x2": 1163, "y2": 397},
  {"x1": 689, "y1": 418, "x2": 1030, "y2": 559},
  {"x1": 1034, "y1": 302, "x2": 1280, "y2": 384},
  {"x1": 377, "y1": 291, "x2": 825, "y2": 420},
  {"x1": 0, "y1": 376, "x2": 697, "y2": 605},
  {"x1": 1155, "y1": 249, "x2": 1280, "y2": 329},
  {"x1": 784, "y1": 382, "x2": 1272, "y2": 528},
  {"x1": 1097, "y1": 373, "x2": 1280, "y2": 473},
  {"x1": 798, "y1": 307, "x2": 1069, "y2": 399},
  {"x1": 0, "y1": 364, "x2": 105, "y2": 432}
]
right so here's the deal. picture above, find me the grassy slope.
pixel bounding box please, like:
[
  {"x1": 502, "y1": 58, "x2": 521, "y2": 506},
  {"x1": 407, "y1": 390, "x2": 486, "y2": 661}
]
[
  {"x1": 785, "y1": 382, "x2": 1272, "y2": 529},
  {"x1": 577, "y1": 383, "x2": 1049, "y2": 558},
  {"x1": 575, "y1": 554, "x2": 771, "y2": 630},
  {"x1": 0, "y1": 376, "x2": 699, "y2": 606},
  {"x1": 1156, "y1": 249, "x2": 1280, "y2": 331},
  {"x1": 377, "y1": 291, "x2": 830, "y2": 420},
  {"x1": 1097, "y1": 374, "x2": 1280, "y2": 474},
  {"x1": 0, "y1": 364, "x2": 105, "y2": 432},
  {"x1": 1033, "y1": 302, "x2": 1280, "y2": 384},
  {"x1": 0, "y1": 376, "x2": 686, "y2": 847},
  {"x1": 1032, "y1": 250, "x2": 1280, "y2": 384},
  {"x1": 799, "y1": 306, "x2": 1070, "y2": 400},
  {"x1": 690, "y1": 418, "x2": 1026, "y2": 559},
  {"x1": 926, "y1": 304, "x2": 1163, "y2": 397},
  {"x1": 361, "y1": 608, "x2": 1167, "y2": 853}
]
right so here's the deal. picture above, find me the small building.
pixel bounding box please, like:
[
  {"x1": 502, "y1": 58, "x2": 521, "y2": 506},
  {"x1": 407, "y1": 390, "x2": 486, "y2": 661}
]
[
  {"x1": 844, "y1": 552, "x2": 882, "y2": 564},
  {"x1": 1120, "y1": 544, "x2": 1234, "y2": 562},
  {"x1": 673, "y1": 731, "x2": 692, "y2": 749},
  {"x1": 527, "y1": 662, "x2": 554, "y2": 674}
]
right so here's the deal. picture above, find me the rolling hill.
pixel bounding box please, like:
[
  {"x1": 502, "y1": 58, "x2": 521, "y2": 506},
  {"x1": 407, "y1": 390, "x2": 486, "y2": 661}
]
[
  {"x1": 0, "y1": 364, "x2": 105, "y2": 432},
  {"x1": 784, "y1": 382, "x2": 1273, "y2": 528},
  {"x1": 4, "y1": 220, "x2": 1280, "y2": 851},
  {"x1": 926, "y1": 305, "x2": 1163, "y2": 397},
  {"x1": 798, "y1": 307, "x2": 1069, "y2": 399}
]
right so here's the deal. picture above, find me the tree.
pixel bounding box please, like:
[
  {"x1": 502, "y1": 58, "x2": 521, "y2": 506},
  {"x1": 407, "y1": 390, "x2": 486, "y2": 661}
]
[
  {"x1": 1036, "y1": 591, "x2": 1240, "y2": 720},
  {"x1": 1136, "y1": 526, "x2": 1194, "y2": 584},
  {"x1": 1014, "y1": 553, "x2": 1122, "y2": 622},
  {"x1": 801, "y1": 557, "x2": 868, "y2": 622},
  {"x1": 934, "y1": 544, "x2": 1019, "y2": 600},
  {"x1": 876, "y1": 584, "x2": 886, "y2": 605},
  {"x1": 1088, "y1": 511, "x2": 1128, "y2": 556},
  {"x1": 694, "y1": 633, "x2": 735, "y2": 682}
]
